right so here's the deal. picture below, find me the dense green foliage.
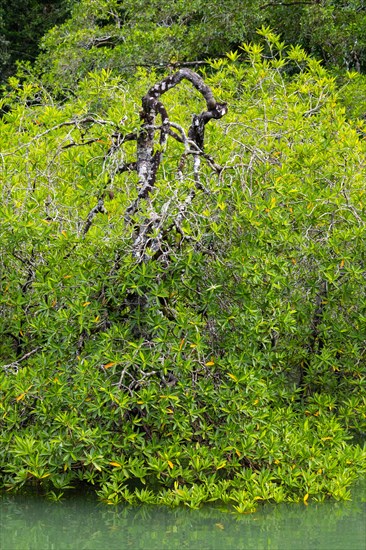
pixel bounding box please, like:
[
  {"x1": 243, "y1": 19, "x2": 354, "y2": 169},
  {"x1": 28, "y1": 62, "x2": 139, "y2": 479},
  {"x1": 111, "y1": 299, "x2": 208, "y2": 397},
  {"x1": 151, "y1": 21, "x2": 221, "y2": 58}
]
[
  {"x1": 1, "y1": 33, "x2": 365, "y2": 509},
  {"x1": 29, "y1": 0, "x2": 366, "y2": 94}
]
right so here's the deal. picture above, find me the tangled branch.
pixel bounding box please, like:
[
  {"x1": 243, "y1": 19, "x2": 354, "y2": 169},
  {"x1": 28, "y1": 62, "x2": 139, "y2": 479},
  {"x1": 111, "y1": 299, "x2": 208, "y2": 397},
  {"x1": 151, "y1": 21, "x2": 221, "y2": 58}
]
[{"x1": 122, "y1": 69, "x2": 228, "y2": 261}]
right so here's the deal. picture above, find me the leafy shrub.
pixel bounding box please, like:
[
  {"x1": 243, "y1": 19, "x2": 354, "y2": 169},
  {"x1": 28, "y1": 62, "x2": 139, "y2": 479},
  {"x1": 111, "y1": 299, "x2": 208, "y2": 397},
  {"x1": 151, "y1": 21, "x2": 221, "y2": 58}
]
[{"x1": 0, "y1": 33, "x2": 365, "y2": 509}]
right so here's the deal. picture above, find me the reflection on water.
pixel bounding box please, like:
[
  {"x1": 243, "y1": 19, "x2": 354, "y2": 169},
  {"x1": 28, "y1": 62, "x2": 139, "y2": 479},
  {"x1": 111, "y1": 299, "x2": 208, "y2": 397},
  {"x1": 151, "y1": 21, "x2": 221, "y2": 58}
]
[{"x1": 1, "y1": 482, "x2": 365, "y2": 550}]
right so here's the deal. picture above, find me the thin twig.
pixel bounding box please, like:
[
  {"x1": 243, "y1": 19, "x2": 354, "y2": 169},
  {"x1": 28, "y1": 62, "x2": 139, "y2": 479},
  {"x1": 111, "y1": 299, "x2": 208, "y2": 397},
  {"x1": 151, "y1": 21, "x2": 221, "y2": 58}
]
[{"x1": 1, "y1": 347, "x2": 41, "y2": 374}]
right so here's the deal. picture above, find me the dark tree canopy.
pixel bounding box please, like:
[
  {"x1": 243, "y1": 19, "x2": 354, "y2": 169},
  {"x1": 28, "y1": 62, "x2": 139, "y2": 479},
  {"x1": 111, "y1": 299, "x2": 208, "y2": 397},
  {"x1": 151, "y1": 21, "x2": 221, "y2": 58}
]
[
  {"x1": 0, "y1": 0, "x2": 72, "y2": 80},
  {"x1": 2, "y1": 0, "x2": 366, "y2": 88}
]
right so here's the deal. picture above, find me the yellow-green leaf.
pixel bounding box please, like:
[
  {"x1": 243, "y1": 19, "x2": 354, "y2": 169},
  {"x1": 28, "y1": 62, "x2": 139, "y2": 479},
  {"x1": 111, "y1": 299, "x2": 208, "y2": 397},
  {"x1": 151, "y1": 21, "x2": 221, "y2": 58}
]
[{"x1": 15, "y1": 393, "x2": 25, "y2": 402}]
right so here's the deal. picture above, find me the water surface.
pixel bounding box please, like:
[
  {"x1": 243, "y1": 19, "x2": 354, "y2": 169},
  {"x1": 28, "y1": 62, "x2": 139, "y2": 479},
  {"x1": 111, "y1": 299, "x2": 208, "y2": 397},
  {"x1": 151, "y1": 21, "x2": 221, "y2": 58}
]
[{"x1": 1, "y1": 482, "x2": 365, "y2": 550}]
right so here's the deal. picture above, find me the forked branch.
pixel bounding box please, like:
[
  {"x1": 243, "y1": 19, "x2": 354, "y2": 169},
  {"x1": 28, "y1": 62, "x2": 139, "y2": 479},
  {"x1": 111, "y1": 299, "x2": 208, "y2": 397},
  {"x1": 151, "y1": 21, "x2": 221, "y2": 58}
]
[{"x1": 124, "y1": 69, "x2": 228, "y2": 260}]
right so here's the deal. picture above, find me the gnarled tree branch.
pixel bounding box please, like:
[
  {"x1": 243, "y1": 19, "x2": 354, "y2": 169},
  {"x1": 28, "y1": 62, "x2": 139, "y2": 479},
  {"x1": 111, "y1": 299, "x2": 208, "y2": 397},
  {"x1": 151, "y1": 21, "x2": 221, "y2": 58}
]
[{"x1": 124, "y1": 69, "x2": 227, "y2": 261}]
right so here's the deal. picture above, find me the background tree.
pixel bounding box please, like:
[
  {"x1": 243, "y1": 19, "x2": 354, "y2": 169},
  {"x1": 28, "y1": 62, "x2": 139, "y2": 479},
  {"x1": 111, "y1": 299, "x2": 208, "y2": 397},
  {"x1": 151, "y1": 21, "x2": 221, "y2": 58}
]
[
  {"x1": 0, "y1": 0, "x2": 73, "y2": 81},
  {"x1": 28, "y1": 0, "x2": 366, "y2": 95}
]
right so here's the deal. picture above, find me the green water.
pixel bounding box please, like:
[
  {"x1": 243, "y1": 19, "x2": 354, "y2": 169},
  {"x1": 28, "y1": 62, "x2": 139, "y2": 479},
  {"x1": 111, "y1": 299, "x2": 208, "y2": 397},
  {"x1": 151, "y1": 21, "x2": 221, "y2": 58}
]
[{"x1": 1, "y1": 482, "x2": 365, "y2": 550}]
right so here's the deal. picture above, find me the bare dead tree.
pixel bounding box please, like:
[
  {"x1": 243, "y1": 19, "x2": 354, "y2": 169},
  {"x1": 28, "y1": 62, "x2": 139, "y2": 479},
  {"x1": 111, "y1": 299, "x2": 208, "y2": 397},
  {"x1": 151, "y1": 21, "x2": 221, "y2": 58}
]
[
  {"x1": 76, "y1": 69, "x2": 227, "y2": 262},
  {"x1": 121, "y1": 69, "x2": 228, "y2": 261}
]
